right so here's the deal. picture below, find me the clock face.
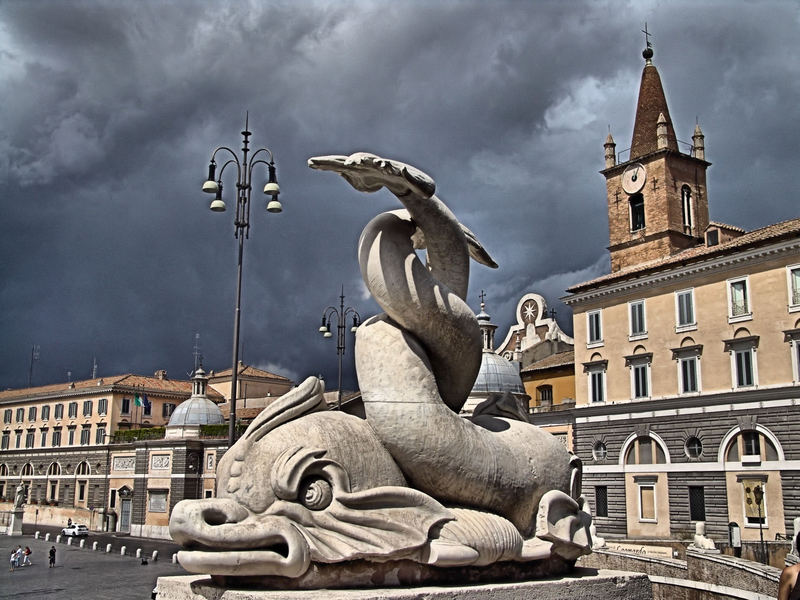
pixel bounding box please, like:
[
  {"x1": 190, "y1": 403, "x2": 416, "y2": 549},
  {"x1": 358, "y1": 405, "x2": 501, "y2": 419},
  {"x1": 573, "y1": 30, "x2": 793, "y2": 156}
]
[{"x1": 622, "y1": 163, "x2": 647, "y2": 195}]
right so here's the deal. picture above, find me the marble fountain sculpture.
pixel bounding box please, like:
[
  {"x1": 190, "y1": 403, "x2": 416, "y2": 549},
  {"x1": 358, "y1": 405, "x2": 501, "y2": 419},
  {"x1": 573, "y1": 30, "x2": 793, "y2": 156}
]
[{"x1": 168, "y1": 153, "x2": 592, "y2": 589}]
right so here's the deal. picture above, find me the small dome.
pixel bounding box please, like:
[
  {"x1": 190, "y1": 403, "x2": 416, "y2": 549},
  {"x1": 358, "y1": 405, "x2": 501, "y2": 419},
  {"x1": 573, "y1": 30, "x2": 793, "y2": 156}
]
[
  {"x1": 471, "y1": 352, "x2": 524, "y2": 396},
  {"x1": 167, "y1": 396, "x2": 224, "y2": 427}
]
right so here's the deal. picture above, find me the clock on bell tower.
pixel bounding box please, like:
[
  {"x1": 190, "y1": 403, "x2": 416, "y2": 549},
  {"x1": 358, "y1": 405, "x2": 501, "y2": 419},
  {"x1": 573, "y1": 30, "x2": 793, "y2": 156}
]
[{"x1": 601, "y1": 40, "x2": 710, "y2": 273}]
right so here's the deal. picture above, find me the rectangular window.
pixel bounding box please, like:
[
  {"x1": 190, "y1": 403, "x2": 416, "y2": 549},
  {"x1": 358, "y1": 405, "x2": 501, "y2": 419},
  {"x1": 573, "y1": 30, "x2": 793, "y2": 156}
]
[
  {"x1": 537, "y1": 385, "x2": 553, "y2": 403},
  {"x1": 68, "y1": 402, "x2": 78, "y2": 418},
  {"x1": 589, "y1": 370, "x2": 605, "y2": 403},
  {"x1": 109, "y1": 488, "x2": 117, "y2": 509},
  {"x1": 728, "y1": 277, "x2": 751, "y2": 320},
  {"x1": 82, "y1": 400, "x2": 93, "y2": 417},
  {"x1": 1, "y1": 431, "x2": 9, "y2": 450},
  {"x1": 28, "y1": 406, "x2": 37, "y2": 421},
  {"x1": 40, "y1": 429, "x2": 47, "y2": 447},
  {"x1": 788, "y1": 265, "x2": 800, "y2": 309},
  {"x1": 680, "y1": 356, "x2": 699, "y2": 393},
  {"x1": 148, "y1": 490, "x2": 169, "y2": 513},
  {"x1": 629, "y1": 300, "x2": 646, "y2": 338},
  {"x1": 3, "y1": 409, "x2": 10, "y2": 424},
  {"x1": 54, "y1": 404, "x2": 64, "y2": 420},
  {"x1": 25, "y1": 430, "x2": 34, "y2": 448},
  {"x1": 587, "y1": 310, "x2": 602, "y2": 345},
  {"x1": 630, "y1": 195, "x2": 645, "y2": 231},
  {"x1": 78, "y1": 481, "x2": 86, "y2": 502},
  {"x1": 143, "y1": 400, "x2": 152, "y2": 417},
  {"x1": 68, "y1": 428, "x2": 75, "y2": 446},
  {"x1": 121, "y1": 398, "x2": 131, "y2": 415},
  {"x1": 52, "y1": 429, "x2": 61, "y2": 447},
  {"x1": 595, "y1": 486, "x2": 608, "y2": 518},
  {"x1": 80, "y1": 426, "x2": 91, "y2": 446},
  {"x1": 689, "y1": 486, "x2": 706, "y2": 521},
  {"x1": 15, "y1": 431, "x2": 22, "y2": 448},
  {"x1": 95, "y1": 426, "x2": 106, "y2": 445},
  {"x1": 162, "y1": 403, "x2": 176, "y2": 418},
  {"x1": 735, "y1": 348, "x2": 755, "y2": 388},
  {"x1": 98, "y1": 398, "x2": 108, "y2": 415},
  {"x1": 41, "y1": 405, "x2": 50, "y2": 421},
  {"x1": 639, "y1": 484, "x2": 656, "y2": 521},
  {"x1": 632, "y1": 363, "x2": 649, "y2": 398},
  {"x1": 743, "y1": 431, "x2": 761, "y2": 457},
  {"x1": 676, "y1": 289, "x2": 695, "y2": 329},
  {"x1": 16, "y1": 408, "x2": 24, "y2": 422}
]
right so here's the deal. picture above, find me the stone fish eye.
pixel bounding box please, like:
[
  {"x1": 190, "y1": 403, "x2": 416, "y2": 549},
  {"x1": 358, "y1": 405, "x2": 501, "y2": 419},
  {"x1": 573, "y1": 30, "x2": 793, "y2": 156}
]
[{"x1": 299, "y1": 476, "x2": 333, "y2": 510}]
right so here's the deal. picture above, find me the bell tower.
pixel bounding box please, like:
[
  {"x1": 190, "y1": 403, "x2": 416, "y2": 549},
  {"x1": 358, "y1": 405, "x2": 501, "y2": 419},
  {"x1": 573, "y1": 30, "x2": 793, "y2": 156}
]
[{"x1": 602, "y1": 34, "x2": 711, "y2": 273}]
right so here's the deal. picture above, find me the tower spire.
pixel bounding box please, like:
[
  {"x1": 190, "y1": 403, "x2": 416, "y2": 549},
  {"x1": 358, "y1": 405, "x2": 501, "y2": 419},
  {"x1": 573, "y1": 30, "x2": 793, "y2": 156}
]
[{"x1": 630, "y1": 25, "x2": 678, "y2": 159}]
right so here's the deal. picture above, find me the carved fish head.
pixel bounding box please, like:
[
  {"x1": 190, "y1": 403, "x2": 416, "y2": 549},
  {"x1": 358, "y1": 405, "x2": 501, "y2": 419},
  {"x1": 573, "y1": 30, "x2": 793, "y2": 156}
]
[{"x1": 169, "y1": 377, "x2": 452, "y2": 577}]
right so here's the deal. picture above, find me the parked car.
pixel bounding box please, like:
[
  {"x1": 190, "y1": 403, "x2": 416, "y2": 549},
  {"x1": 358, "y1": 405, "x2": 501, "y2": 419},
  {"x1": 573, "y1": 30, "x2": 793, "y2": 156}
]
[{"x1": 61, "y1": 523, "x2": 89, "y2": 537}]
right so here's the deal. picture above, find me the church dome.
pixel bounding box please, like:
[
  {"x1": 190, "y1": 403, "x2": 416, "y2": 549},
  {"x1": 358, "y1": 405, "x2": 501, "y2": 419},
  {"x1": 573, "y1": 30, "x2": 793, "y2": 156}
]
[
  {"x1": 167, "y1": 396, "x2": 224, "y2": 427},
  {"x1": 472, "y1": 351, "x2": 525, "y2": 396},
  {"x1": 167, "y1": 367, "x2": 224, "y2": 428}
]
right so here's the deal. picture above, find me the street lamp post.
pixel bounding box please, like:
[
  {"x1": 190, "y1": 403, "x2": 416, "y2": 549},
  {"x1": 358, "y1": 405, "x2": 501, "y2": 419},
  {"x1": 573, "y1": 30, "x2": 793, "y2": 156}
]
[
  {"x1": 753, "y1": 484, "x2": 766, "y2": 563},
  {"x1": 319, "y1": 287, "x2": 360, "y2": 411},
  {"x1": 202, "y1": 114, "x2": 282, "y2": 447}
]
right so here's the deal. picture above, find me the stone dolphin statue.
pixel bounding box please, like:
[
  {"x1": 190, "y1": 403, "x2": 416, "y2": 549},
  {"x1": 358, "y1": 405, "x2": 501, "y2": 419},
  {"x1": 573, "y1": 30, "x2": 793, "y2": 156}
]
[{"x1": 169, "y1": 153, "x2": 592, "y2": 581}]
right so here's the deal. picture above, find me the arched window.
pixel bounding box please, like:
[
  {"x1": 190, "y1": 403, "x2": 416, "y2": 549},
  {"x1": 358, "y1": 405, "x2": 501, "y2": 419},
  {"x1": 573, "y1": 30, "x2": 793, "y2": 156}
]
[
  {"x1": 724, "y1": 429, "x2": 779, "y2": 463},
  {"x1": 625, "y1": 435, "x2": 667, "y2": 465},
  {"x1": 46, "y1": 462, "x2": 61, "y2": 502},
  {"x1": 21, "y1": 463, "x2": 34, "y2": 477},
  {"x1": 681, "y1": 185, "x2": 693, "y2": 233},
  {"x1": 75, "y1": 461, "x2": 90, "y2": 506},
  {"x1": 629, "y1": 194, "x2": 645, "y2": 231},
  {"x1": 0, "y1": 464, "x2": 7, "y2": 477}
]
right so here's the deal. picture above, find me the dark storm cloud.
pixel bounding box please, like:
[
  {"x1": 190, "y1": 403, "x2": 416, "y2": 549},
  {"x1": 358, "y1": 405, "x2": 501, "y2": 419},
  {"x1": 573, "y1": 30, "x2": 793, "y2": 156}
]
[{"x1": 1, "y1": 0, "x2": 798, "y2": 391}]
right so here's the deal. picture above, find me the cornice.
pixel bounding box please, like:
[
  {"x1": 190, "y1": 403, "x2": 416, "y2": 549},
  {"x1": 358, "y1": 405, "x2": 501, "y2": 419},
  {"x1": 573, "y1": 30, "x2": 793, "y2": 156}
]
[
  {"x1": 564, "y1": 237, "x2": 800, "y2": 306},
  {"x1": 0, "y1": 384, "x2": 190, "y2": 406},
  {"x1": 525, "y1": 384, "x2": 799, "y2": 424}
]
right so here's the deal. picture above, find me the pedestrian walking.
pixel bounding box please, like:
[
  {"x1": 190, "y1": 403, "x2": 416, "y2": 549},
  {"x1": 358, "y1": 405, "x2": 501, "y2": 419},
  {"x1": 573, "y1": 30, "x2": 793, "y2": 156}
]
[
  {"x1": 22, "y1": 546, "x2": 32, "y2": 566},
  {"x1": 9, "y1": 548, "x2": 16, "y2": 572},
  {"x1": 48, "y1": 546, "x2": 56, "y2": 568}
]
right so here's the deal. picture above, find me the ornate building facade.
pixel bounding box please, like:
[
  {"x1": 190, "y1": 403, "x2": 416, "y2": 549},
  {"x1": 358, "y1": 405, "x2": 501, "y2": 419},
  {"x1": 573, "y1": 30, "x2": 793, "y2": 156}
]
[{"x1": 563, "y1": 43, "x2": 800, "y2": 542}]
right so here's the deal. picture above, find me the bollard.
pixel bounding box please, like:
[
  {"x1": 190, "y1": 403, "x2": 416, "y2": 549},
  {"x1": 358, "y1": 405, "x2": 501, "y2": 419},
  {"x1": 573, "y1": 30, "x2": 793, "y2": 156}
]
[
  {"x1": 120, "y1": 545, "x2": 126, "y2": 556},
  {"x1": 172, "y1": 553, "x2": 178, "y2": 564},
  {"x1": 35, "y1": 531, "x2": 40, "y2": 539},
  {"x1": 152, "y1": 550, "x2": 159, "y2": 562},
  {"x1": 106, "y1": 543, "x2": 112, "y2": 553},
  {"x1": 135, "y1": 548, "x2": 142, "y2": 559},
  {"x1": 45, "y1": 533, "x2": 51, "y2": 541},
  {"x1": 92, "y1": 541, "x2": 98, "y2": 551},
  {"x1": 79, "y1": 539, "x2": 85, "y2": 549},
  {"x1": 56, "y1": 535, "x2": 62, "y2": 543},
  {"x1": 67, "y1": 537, "x2": 73, "y2": 546}
]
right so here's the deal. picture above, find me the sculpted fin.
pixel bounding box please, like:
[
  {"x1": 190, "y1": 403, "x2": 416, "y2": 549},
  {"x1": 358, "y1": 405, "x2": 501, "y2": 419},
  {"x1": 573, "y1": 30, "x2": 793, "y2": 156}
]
[{"x1": 243, "y1": 376, "x2": 327, "y2": 443}]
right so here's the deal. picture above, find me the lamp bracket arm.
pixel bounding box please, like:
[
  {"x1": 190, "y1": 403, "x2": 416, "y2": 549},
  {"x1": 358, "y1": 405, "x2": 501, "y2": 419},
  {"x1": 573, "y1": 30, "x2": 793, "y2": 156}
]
[{"x1": 249, "y1": 147, "x2": 275, "y2": 167}]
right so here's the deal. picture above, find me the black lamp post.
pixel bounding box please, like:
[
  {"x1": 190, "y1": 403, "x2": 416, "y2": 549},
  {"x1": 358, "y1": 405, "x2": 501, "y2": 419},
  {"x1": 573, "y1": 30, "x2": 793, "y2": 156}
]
[
  {"x1": 202, "y1": 114, "x2": 282, "y2": 447},
  {"x1": 319, "y1": 286, "x2": 360, "y2": 411},
  {"x1": 753, "y1": 484, "x2": 766, "y2": 564}
]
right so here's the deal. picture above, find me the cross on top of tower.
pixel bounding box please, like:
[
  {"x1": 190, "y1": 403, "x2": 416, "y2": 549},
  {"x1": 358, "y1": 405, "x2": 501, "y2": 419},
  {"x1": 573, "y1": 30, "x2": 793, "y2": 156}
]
[
  {"x1": 641, "y1": 23, "x2": 654, "y2": 62},
  {"x1": 642, "y1": 23, "x2": 653, "y2": 48}
]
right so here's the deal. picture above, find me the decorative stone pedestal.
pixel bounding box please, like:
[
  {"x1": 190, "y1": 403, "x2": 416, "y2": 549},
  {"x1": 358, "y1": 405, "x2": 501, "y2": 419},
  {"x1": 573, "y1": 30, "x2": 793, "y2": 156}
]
[
  {"x1": 155, "y1": 569, "x2": 652, "y2": 600},
  {"x1": 7, "y1": 510, "x2": 23, "y2": 536}
]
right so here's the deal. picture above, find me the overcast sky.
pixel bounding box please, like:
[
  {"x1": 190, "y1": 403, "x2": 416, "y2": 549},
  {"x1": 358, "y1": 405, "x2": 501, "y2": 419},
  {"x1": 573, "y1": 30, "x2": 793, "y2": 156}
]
[{"x1": 1, "y1": 0, "x2": 798, "y2": 392}]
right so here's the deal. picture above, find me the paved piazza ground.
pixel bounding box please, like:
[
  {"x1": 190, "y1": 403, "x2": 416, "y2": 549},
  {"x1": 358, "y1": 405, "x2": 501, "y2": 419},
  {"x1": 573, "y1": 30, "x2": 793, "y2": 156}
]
[{"x1": 1, "y1": 531, "x2": 188, "y2": 600}]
